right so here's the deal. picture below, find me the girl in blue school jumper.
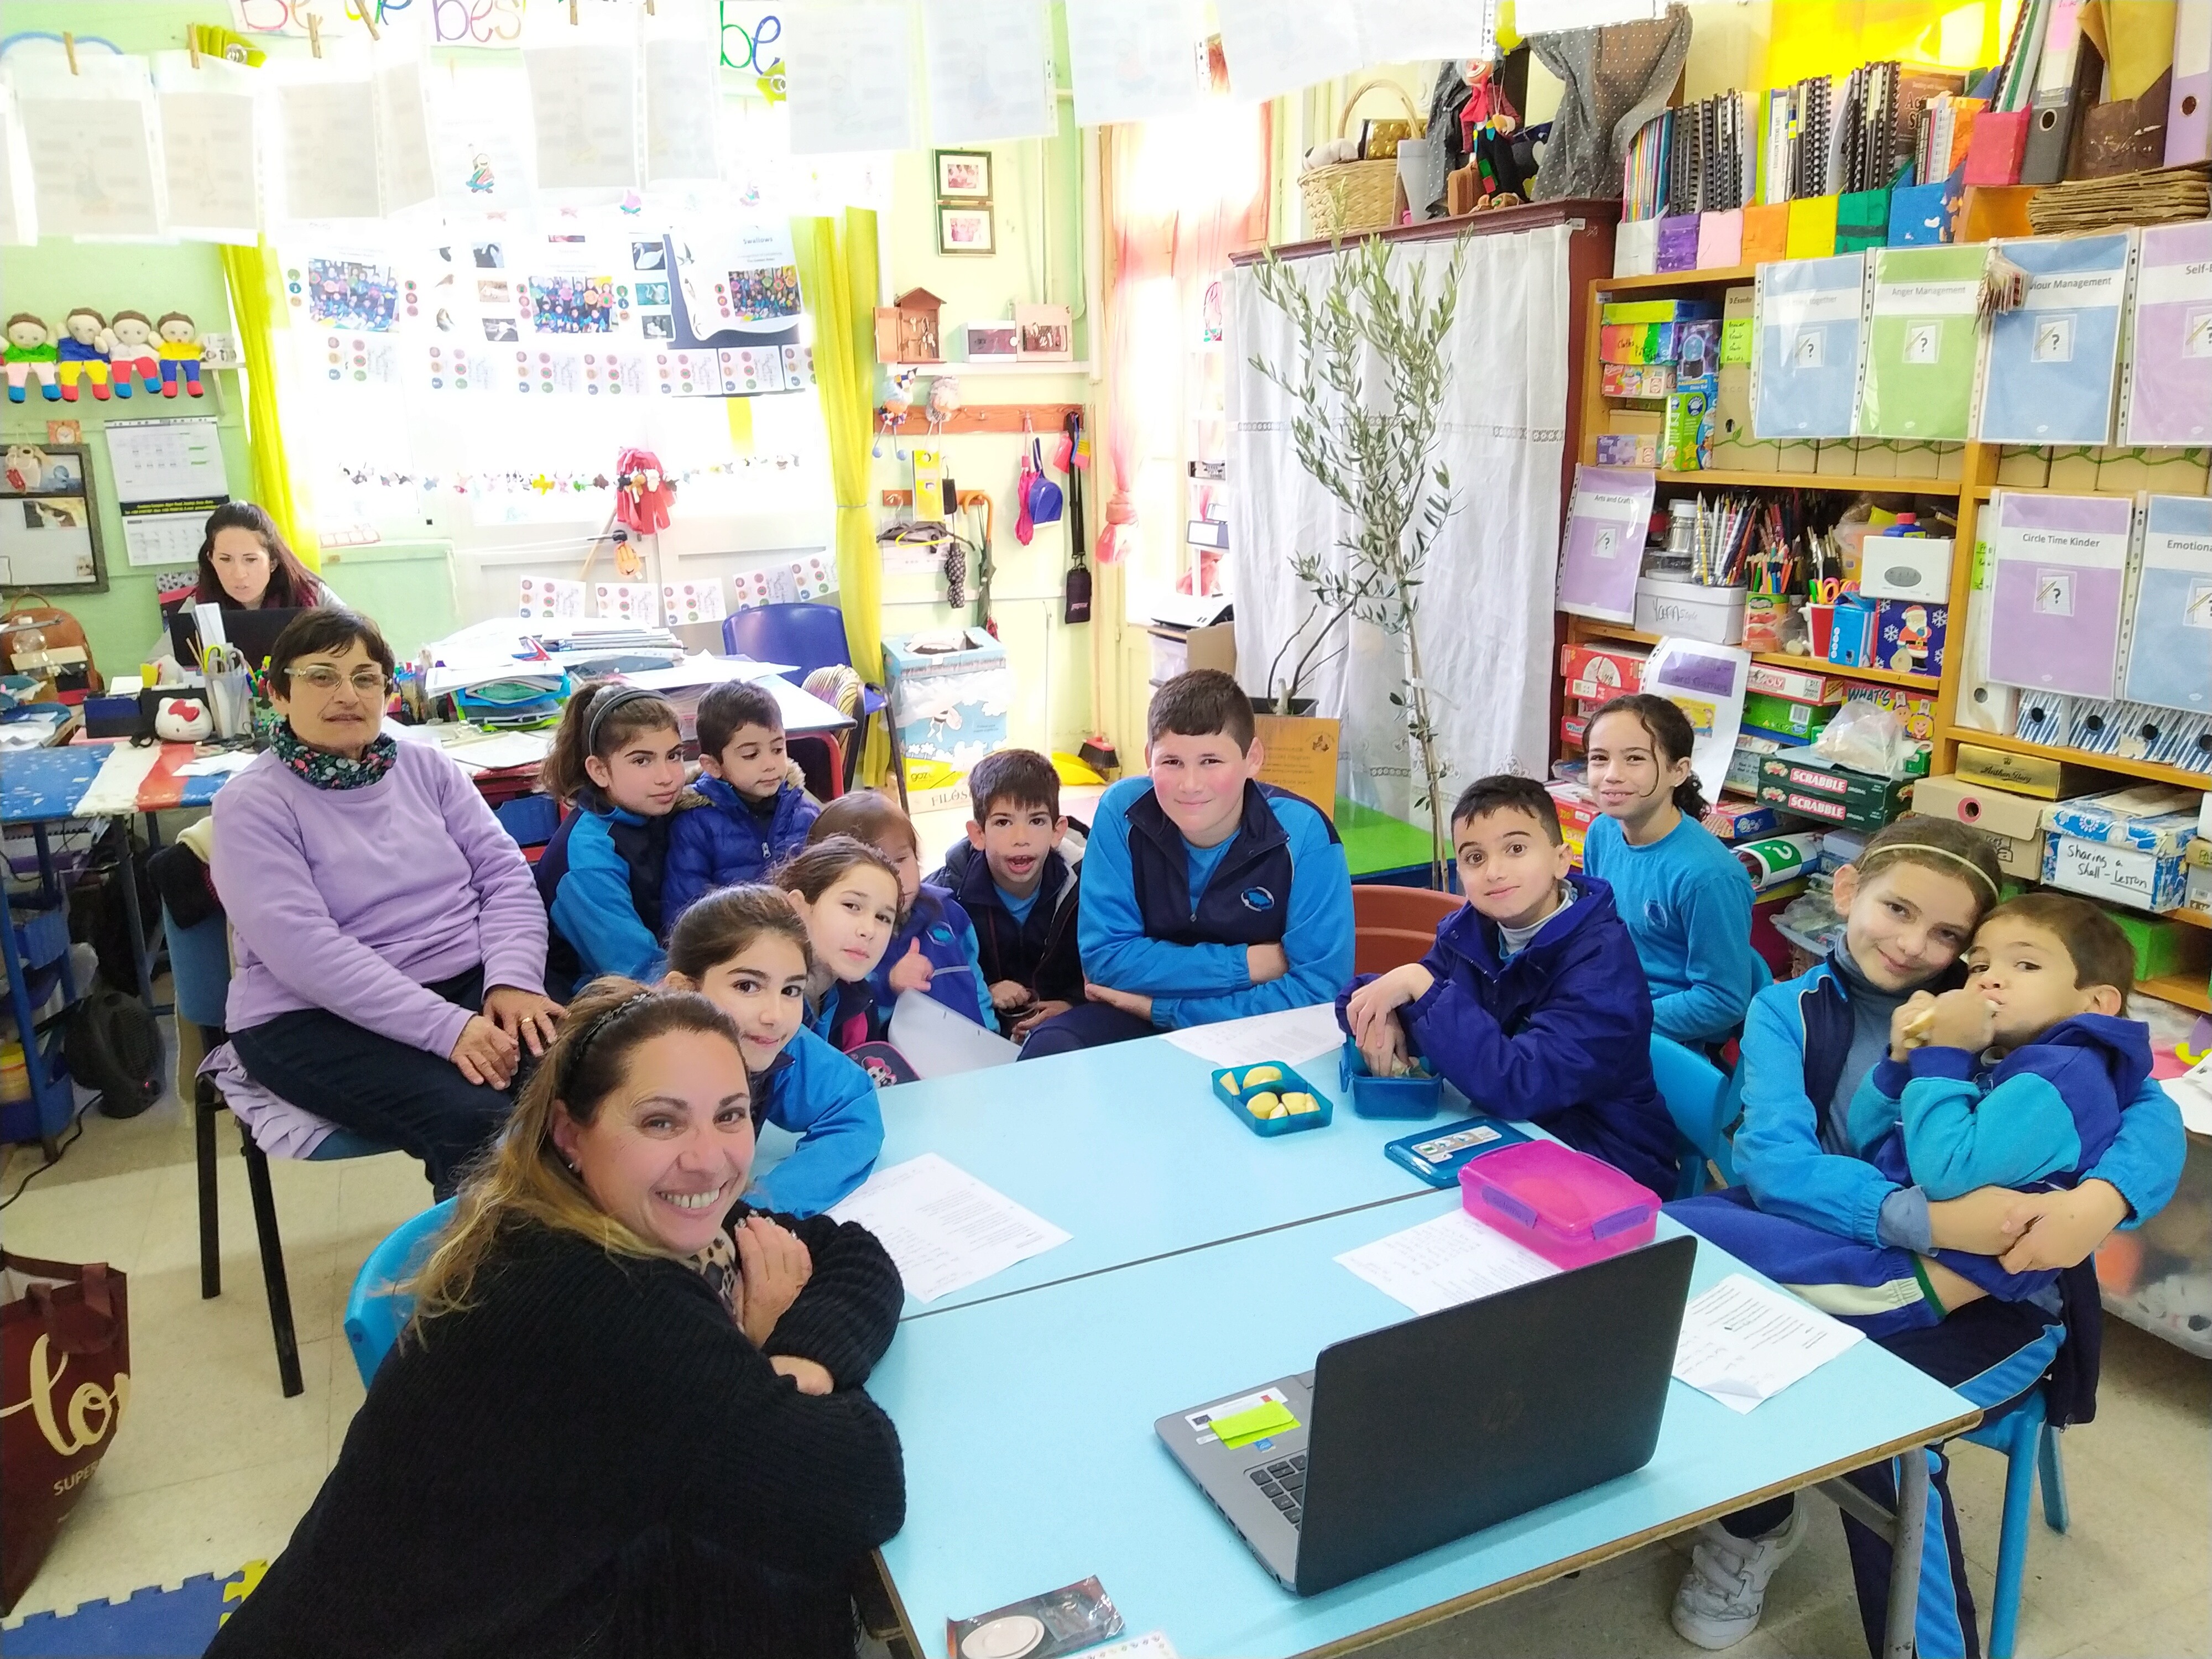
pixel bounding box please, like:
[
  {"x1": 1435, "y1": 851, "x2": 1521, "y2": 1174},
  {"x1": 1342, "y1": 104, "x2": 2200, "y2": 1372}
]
[
  {"x1": 1579, "y1": 694, "x2": 1770, "y2": 1050},
  {"x1": 1663, "y1": 817, "x2": 2184, "y2": 1659},
  {"x1": 665, "y1": 883, "x2": 883, "y2": 1216},
  {"x1": 807, "y1": 791, "x2": 999, "y2": 1034},
  {"x1": 534, "y1": 685, "x2": 691, "y2": 1000},
  {"x1": 774, "y1": 837, "x2": 904, "y2": 1053}
]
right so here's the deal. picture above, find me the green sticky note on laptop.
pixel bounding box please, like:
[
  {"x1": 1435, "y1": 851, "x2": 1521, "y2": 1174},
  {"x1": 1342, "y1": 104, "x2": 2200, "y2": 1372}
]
[{"x1": 1211, "y1": 1399, "x2": 1299, "y2": 1449}]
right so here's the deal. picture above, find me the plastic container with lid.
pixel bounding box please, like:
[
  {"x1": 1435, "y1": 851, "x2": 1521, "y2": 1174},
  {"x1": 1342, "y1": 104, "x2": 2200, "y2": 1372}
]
[
  {"x1": 1338, "y1": 1040, "x2": 1443, "y2": 1120},
  {"x1": 1458, "y1": 1140, "x2": 1660, "y2": 1269},
  {"x1": 1211, "y1": 1061, "x2": 1333, "y2": 1138}
]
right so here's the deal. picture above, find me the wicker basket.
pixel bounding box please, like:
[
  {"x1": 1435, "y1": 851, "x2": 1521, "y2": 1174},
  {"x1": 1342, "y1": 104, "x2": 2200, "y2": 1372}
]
[{"x1": 1300, "y1": 77, "x2": 1425, "y2": 238}]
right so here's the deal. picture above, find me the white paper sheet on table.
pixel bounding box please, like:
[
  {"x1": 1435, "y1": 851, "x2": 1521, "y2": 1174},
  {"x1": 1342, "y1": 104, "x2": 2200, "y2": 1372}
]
[
  {"x1": 176, "y1": 752, "x2": 258, "y2": 778},
  {"x1": 1672, "y1": 1272, "x2": 1865, "y2": 1413},
  {"x1": 618, "y1": 654, "x2": 797, "y2": 691},
  {"x1": 1335, "y1": 1207, "x2": 1559, "y2": 1317},
  {"x1": 828, "y1": 1153, "x2": 1070, "y2": 1305},
  {"x1": 442, "y1": 732, "x2": 554, "y2": 772},
  {"x1": 1161, "y1": 1002, "x2": 1346, "y2": 1070}
]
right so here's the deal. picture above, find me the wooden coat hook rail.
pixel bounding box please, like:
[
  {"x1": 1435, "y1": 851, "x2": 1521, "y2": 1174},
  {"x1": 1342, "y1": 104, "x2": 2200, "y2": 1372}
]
[
  {"x1": 874, "y1": 401, "x2": 1085, "y2": 438},
  {"x1": 880, "y1": 489, "x2": 993, "y2": 509}
]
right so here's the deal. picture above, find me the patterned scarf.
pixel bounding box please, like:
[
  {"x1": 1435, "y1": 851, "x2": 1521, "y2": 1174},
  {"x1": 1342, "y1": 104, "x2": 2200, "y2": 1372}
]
[{"x1": 270, "y1": 719, "x2": 399, "y2": 791}]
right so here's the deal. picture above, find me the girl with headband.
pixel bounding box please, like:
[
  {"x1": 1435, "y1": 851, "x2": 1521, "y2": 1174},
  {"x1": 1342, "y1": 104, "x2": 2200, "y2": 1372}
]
[
  {"x1": 206, "y1": 978, "x2": 905, "y2": 1657},
  {"x1": 1664, "y1": 815, "x2": 2184, "y2": 1657},
  {"x1": 535, "y1": 682, "x2": 693, "y2": 998}
]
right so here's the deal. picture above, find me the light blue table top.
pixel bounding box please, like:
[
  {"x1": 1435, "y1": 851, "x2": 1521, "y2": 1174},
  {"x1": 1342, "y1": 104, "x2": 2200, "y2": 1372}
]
[
  {"x1": 779, "y1": 1034, "x2": 1451, "y2": 1317},
  {"x1": 0, "y1": 743, "x2": 107, "y2": 824},
  {"x1": 870, "y1": 1196, "x2": 1979, "y2": 1658}
]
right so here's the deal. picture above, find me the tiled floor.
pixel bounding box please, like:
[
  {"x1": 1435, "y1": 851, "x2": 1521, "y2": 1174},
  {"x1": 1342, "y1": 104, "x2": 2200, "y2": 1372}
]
[{"x1": 4, "y1": 1054, "x2": 2205, "y2": 1657}]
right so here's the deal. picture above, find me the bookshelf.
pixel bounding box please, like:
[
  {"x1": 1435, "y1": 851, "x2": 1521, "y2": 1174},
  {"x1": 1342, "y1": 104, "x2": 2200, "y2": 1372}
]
[{"x1": 1561, "y1": 260, "x2": 2212, "y2": 1013}]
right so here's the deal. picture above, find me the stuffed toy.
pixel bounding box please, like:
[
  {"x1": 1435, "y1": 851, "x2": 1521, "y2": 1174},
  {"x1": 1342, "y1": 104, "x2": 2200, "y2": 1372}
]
[
  {"x1": 104, "y1": 311, "x2": 161, "y2": 397},
  {"x1": 155, "y1": 312, "x2": 206, "y2": 398},
  {"x1": 56, "y1": 308, "x2": 113, "y2": 402},
  {"x1": 4, "y1": 314, "x2": 59, "y2": 403},
  {"x1": 613, "y1": 447, "x2": 674, "y2": 535}
]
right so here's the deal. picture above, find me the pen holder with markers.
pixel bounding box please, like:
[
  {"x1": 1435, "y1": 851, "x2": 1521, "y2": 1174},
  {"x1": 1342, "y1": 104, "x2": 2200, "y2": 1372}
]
[{"x1": 1212, "y1": 1062, "x2": 1332, "y2": 1138}]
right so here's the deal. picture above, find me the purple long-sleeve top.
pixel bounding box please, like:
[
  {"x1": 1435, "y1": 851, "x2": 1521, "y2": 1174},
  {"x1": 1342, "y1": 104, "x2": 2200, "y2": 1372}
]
[{"x1": 211, "y1": 742, "x2": 547, "y2": 1060}]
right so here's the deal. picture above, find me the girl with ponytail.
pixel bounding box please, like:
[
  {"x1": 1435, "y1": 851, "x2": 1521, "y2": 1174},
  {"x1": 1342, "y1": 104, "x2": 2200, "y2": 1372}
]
[{"x1": 1580, "y1": 692, "x2": 1770, "y2": 1047}]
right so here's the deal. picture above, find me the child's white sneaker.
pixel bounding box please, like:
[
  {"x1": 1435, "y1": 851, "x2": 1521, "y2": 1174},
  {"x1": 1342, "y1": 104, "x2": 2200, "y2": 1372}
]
[{"x1": 1670, "y1": 1503, "x2": 1807, "y2": 1650}]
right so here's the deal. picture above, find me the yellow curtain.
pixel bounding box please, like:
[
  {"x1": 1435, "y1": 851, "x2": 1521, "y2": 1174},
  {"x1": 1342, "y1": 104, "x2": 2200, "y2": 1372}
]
[
  {"x1": 220, "y1": 238, "x2": 319, "y2": 571},
  {"x1": 792, "y1": 207, "x2": 888, "y2": 785}
]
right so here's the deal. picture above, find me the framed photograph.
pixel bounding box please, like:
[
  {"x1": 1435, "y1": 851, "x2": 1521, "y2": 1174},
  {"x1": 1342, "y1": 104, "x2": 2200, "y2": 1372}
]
[
  {"x1": 1016, "y1": 302, "x2": 1073, "y2": 361},
  {"x1": 1, "y1": 444, "x2": 106, "y2": 592},
  {"x1": 963, "y1": 322, "x2": 1020, "y2": 362},
  {"x1": 937, "y1": 205, "x2": 996, "y2": 257},
  {"x1": 935, "y1": 149, "x2": 992, "y2": 202}
]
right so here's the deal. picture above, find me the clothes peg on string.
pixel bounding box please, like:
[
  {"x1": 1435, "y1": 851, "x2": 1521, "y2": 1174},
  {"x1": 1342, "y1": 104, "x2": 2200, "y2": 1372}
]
[
  {"x1": 359, "y1": 4, "x2": 379, "y2": 40},
  {"x1": 187, "y1": 27, "x2": 201, "y2": 67},
  {"x1": 306, "y1": 12, "x2": 322, "y2": 56},
  {"x1": 62, "y1": 32, "x2": 79, "y2": 74},
  {"x1": 569, "y1": 0, "x2": 580, "y2": 22}
]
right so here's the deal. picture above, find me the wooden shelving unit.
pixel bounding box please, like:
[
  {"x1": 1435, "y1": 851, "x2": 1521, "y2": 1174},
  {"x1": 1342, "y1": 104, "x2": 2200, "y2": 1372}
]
[{"x1": 1561, "y1": 260, "x2": 2212, "y2": 1013}]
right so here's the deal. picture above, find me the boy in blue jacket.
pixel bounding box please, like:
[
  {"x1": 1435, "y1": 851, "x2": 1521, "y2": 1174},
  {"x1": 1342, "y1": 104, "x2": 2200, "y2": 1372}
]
[
  {"x1": 926, "y1": 748, "x2": 1086, "y2": 1043},
  {"x1": 1020, "y1": 670, "x2": 1353, "y2": 1057},
  {"x1": 1339, "y1": 774, "x2": 1678, "y2": 1199},
  {"x1": 662, "y1": 681, "x2": 819, "y2": 926}
]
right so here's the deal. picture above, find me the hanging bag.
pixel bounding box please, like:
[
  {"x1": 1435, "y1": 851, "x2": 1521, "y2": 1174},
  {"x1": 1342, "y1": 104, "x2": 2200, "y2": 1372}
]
[
  {"x1": 1026, "y1": 437, "x2": 1063, "y2": 526},
  {"x1": 2, "y1": 1255, "x2": 131, "y2": 1611},
  {"x1": 1062, "y1": 413, "x2": 1091, "y2": 625}
]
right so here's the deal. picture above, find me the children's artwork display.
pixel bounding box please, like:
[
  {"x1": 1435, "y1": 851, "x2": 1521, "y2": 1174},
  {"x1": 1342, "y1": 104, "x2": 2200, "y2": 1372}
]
[
  {"x1": 663, "y1": 578, "x2": 729, "y2": 624},
  {"x1": 518, "y1": 575, "x2": 585, "y2": 619},
  {"x1": 1642, "y1": 636, "x2": 1751, "y2": 807},
  {"x1": 13, "y1": 55, "x2": 167, "y2": 240},
  {"x1": 304, "y1": 258, "x2": 404, "y2": 331},
  {"x1": 154, "y1": 54, "x2": 261, "y2": 243},
  {"x1": 272, "y1": 70, "x2": 382, "y2": 221}
]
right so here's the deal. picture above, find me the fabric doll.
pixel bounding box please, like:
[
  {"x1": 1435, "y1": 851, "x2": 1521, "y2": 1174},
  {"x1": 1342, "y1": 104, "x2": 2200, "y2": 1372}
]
[
  {"x1": 105, "y1": 311, "x2": 161, "y2": 398},
  {"x1": 56, "y1": 309, "x2": 113, "y2": 403},
  {"x1": 4, "y1": 314, "x2": 60, "y2": 403},
  {"x1": 155, "y1": 312, "x2": 206, "y2": 398}
]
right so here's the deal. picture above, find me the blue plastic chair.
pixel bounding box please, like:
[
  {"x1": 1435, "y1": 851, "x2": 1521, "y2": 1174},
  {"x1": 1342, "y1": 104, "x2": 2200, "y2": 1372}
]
[
  {"x1": 1648, "y1": 1035, "x2": 1735, "y2": 1199},
  {"x1": 722, "y1": 602, "x2": 887, "y2": 792},
  {"x1": 166, "y1": 902, "x2": 399, "y2": 1399},
  {"x1": 1959, "y1": 1380, "x2": 2069, "y2": 1658},
  {"x1": 343, "y1": 1197, "x2": 456, "y2": 1387}
]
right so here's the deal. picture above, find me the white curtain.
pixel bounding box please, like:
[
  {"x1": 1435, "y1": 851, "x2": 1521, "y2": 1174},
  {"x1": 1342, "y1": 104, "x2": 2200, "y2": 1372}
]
[{"x1": 1228, "y1": 224, "x2": 1569, "y2": 820}]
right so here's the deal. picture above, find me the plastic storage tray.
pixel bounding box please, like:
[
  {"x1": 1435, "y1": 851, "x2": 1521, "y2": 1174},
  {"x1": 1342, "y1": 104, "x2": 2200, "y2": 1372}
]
[
  {"x1": 1338, "y1": 1041, "x2": 1443, "y2": 1119},
  {"x1": 1459, "y1": 1140, "x2": 1659, "y2": 1269},
  {"x1": 1212, "y1": 1061, "x2": 1333, "y2": 1138}
]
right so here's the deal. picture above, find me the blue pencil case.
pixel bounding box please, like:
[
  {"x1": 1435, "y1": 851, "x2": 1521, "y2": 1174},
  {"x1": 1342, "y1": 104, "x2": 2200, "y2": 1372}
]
[{"x1": 1384, "y1": 1117, "x2": 1532, "y2": 1187}]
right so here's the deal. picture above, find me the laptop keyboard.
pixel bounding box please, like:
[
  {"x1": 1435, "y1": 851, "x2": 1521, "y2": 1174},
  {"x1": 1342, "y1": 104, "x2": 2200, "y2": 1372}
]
[{"x1": 1247, "y1": 1453, "x2": 1308, "y2": 1528}]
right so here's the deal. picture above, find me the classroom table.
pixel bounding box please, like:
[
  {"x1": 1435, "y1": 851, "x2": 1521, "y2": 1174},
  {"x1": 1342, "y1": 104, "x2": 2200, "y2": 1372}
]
[
  {"x1": 870, "y1": 1194, "x2": 1979, "y2": 1659},
  {"x1": 1337, "y1": 797, "x2": 1442, "y2": 887},
  {"x1": 799, "y1": 1029, "x2": 1444, "y2": 1317}
]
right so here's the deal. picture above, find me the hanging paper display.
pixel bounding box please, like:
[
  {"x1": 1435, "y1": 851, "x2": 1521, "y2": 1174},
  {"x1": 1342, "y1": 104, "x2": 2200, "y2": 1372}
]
[
  {"x1": 734, "y1": 554, "x2": 836, "y2": 607},
  {"x1": 643, "y1": 30, "x2": 724, "y2": 182},
  {"x1": 1063, "y1": 0, "x2": 1209, "y2": 128},
  {"x1": 522, "y1": 274, "x2": 627, "y2": 335},
  {"x1": 430, "y1": 62, "x2": 534, "y2": 207},
  {"x1": 298, "y1": 257, "x2": 406, "y2": 331},
  {"x1": 13, "y1": 51, "x2": 168, "y2": 240},
  {"x1": 1214, "y1": 0, "x2": 1360, "y2": 105},
  {"x1": 1356, "y1": 0, "x2": 1498, "y2": 63},
  {"x1": 785, "y1": 3, "x2": 917, "y2": 155},
  {"x1": 0, "y1": 85, "x2": 34, "y2": 247},
  {"x1": 524, "y1": 34, "x2": 642, "y2": 192},
  {"x1": 593, "y1": 581, "x2": 661, "y2": 625},
  {"x1": 422, "y1": 340, "x2": 498, "y2": 392},
  {"x1": 153, "y1": 53, "x2": 261, "y2": 243},
  {"x1": 663, "y1": 578, "x2": 728, "y2": 624},
  {"x1": 920, "y1": 0, "x2": 1054, "y2": 143},
  {"x1": 226, "y1": 1, "x2": 377, "y2": 44},
  {"x1": 272, "y1": 68, "x2": 382, "y2": 221},
  {"x1": 373, "y1": 52, "x2": 440, "y2": 216},
  {"x1": 518, "y1": 575, "x2": 585, "y2": 619}
]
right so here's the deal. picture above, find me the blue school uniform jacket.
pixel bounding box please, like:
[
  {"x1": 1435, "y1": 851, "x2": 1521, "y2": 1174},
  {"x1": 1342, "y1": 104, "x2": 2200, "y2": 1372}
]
[
  {"x1": 930, "y1": 840, "x2": 1085, "y2": 1006},
  {"x1": 745, "y1": 1026, "x2": 883, "y2": 1217},
  {"x1": 1339, "y1": 875, "x2": 1678, "y2": 1199},
  {"x1": 807, "y1": 975, "x2": 880, "y2": 1052},
  {"x1": 866, "y1": 884, "x2": 997, "y2": 1033},
  {"x1": 1078, "y1": 776, "x2": 1354, "y2": 1029},
  {"x1": 1846, "y1": 1013, "x2": 2142, "y2": 1202},
  {"x1": 1734, "y1": 959, "x2": 2185, "y2": 1250},
  {"x1": 535, "y1": 803, "x2": 669, "y2": 999},
  {"x1": 662, "y1": 776, "x2": 820, "y2": 925}
]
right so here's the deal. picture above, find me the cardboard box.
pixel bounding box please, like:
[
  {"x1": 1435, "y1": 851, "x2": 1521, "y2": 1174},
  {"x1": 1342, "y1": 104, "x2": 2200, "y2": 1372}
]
[
  {"x1": 1561, "y1": 713, "x2": 1588, "y2": 749},
  {"x1": 1600, "y1": 361, "x2": 1674, "y2": 399},
  {"x1": 1252, "y1": 713, "x2": 1339, "y2": 817},
  {"x1": 1559, "y1": 643, "x2": 1647, "y2": 700},
  {"x1": 1910, "y1": 772, "x2": 2053, "y2": 879},
  {"x1": 1600, "y1": 299, "x2": 1723, "y2": 325},
  {"x1": 1757, "y1": 753, "x2": 1915, "y2": 831},
  {"x1": 1545, "y1": 781, "x2": 1601, "y2": 839},
  {"x1": 1600, "y1": 321, "x2": 1691, "y2": 364},
  {"x1": 1728, "y1": 733, "x2": 1791, "y2": 796},
  {"x1": 1744, "y1": 664, "x2": 1851, "y2": 704},
  {"x1": 1743, "y1": 690, "x2": 1839, "y2": 743},
  {"x1": 1703, "y1": 799, "x2": 1796, "y2": 842},
  {"x1": 2042, "y1": 833, "x2": 2191, "y2": 912},
  {"x1": 884, "y1": 629, "x2": 1013, "y2": 765},
  {"x1": 1595, "y1": 432, "x2": 1657, "y2": 466},
  {"x1": 2187, "y1": 857, "x2": 2212, "y2": 911},
  {"x1": 2043, "y1": 786, "x2": 2204, "y2": 858},
  {"x1": 1145, "y1": 622, "x2": 1234, "y2": 684},
  {"x1": 1954, "y1": 742, "x2": 2099, "y2": 801}
]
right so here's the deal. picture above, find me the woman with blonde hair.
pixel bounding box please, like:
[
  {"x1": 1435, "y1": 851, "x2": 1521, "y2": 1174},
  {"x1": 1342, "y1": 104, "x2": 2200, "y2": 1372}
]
[{"x1": 207, "y1": 979, "x2": 907, "y2": 1659}]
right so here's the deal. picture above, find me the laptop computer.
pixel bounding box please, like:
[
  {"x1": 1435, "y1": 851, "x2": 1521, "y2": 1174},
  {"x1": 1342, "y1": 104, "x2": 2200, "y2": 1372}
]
[
  {"x1": 169, "y1": 605, "x2": 306, "y2": 670},
  {"x1": 1156, "y1": 1233, "x2": 1696, "y2": 1597}
]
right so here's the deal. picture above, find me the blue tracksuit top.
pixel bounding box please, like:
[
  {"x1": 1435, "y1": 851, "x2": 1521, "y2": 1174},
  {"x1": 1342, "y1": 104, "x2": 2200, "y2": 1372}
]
[
  {"x1": 535, "y1": 802, "x2": 669, "y2": 998},
  {"x1": 744, "y1": 1026, "x2": 883, "y2": 1217},
  {"x1": 1338, "y1": 874, "x2": 1678, "y2": 1199},
  {"x1": 931, "y1": 840, "x2": 1086, "y2": 1005},
  {"x1": 1581, "y1": 812, "x2": 1770, "y2": 1046},
  {"x1": 1846, "y1": 1013, "x2": 2143, "y2": 1201},
  {"x1": 1078, "y1": 775, "x2": 1354, "y2": 1029},
  {"x1": 865, "y1": 884, "x2": 997, "y2": 1032},
  {"x1": 1735, "y1": 959, "x2": 2185, "y2": 1250},
  {"x1": 662, "y1": 775, "x2": 819, "y2": 925}
]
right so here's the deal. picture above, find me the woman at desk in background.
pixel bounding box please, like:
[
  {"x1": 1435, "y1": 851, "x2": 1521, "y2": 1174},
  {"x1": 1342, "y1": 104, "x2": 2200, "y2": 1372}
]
[
  {"x1": 204, "y1": 980, "x2": 906, "y2": 1659},
  {"x1": 150, "y1": 502, "x2": 341, "y2": 665},
  {"x1": 210, "y1": 609, "x2": 559, "y2": 1196}
]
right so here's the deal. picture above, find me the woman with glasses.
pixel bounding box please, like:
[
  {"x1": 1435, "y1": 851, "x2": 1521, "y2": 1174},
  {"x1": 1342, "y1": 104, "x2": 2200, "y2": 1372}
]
[{"x1": 210, "y1": 609, "x2": 560, "y2": 1193}]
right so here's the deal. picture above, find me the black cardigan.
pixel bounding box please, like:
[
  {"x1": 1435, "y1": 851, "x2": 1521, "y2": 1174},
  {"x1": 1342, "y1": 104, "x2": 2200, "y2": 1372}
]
[{"x1": 207, "y1": 1207, "x2": 907, "y2": 1659}]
